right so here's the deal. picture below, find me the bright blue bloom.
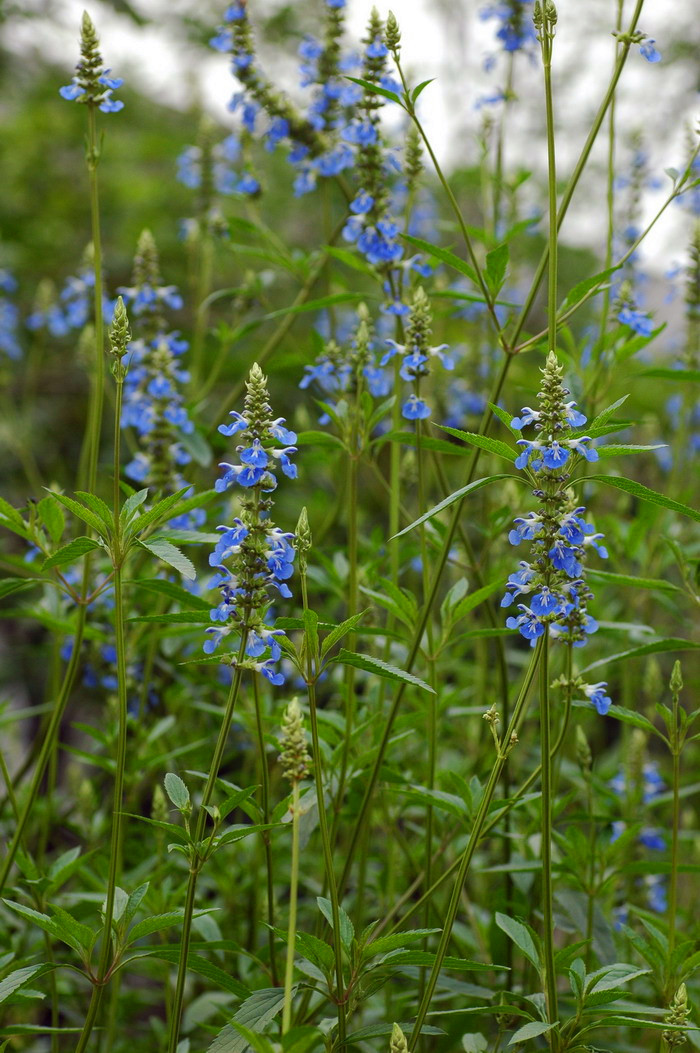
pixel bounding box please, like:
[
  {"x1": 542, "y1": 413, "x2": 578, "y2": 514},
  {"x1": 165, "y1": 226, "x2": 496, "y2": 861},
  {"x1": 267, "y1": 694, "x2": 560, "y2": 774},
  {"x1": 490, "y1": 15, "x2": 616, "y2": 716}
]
[
  {"x1": 618, "y1": 305, "x2": 653, "y2": 336},
  {"x1": 639, "y1": 38, "x2": 661, "y2": 62},
  {"x1": 582, "y1": 681, "x2": 612, "y2": 715},
  {"x1": 402, "y1": 394, "x2": 431, "y2": 420},
  {"x1": 0, "y1": 277, "x2": 21, "y2": 360}
]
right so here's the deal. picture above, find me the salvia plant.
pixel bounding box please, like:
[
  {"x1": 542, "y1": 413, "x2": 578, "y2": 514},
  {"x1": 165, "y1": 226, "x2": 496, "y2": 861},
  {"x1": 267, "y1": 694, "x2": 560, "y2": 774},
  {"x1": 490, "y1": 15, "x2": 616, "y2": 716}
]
[{"x1": 0, "y1": 2, "x2": 699, "y2": 1052}]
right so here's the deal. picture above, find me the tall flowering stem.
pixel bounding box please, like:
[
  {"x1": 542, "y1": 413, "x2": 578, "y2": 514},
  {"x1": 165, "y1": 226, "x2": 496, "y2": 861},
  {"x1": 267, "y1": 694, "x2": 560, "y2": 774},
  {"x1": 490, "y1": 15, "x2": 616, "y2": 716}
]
[
  {"x1": 503, "y1": 348, "x2": 607, "y2": 1048},
  {"x1": 536, "y1": 1, "x2": 559, "y2": 1037},
  {"x1": 279, "y1": 697, "x2": 311, "y2": 1033},
  {"x1": 168, "y1": 364, "x2": 296, "y2": 1051}
]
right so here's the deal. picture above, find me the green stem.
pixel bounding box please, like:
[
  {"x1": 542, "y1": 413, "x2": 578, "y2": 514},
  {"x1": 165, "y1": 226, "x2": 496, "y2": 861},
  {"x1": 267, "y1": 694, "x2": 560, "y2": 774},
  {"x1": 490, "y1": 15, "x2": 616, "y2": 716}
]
[
  {"x1": 190, "y1": 232, "x2": 214, "y2": 393},
  {"x1": 408, "y1": 641, "x2": 543, "y2": 1049},
  {"x1": 508, "y1": 0, "x2": 646, "y2": 349},
  {"x1": 339, "y1": 353, "x2": 513, "y2": 895},
  {"x1": 252, "y1": 672, "x2": 279, "y2": 985},
  {"x1": 166, "y1": 656, "x2": 247, "y2": 1053},
  {"x1": 84, "y1": 103, "x2": 106, "y2": 496},
  {"x1": 306, "y1": 676, "x2": 347, "y2": 1049},
  {"x1": 394, "y1": 60, "x2": 507, "y2": 352},
  {"x1": 0, "y1": 601, "x2": 88, "y2": 894},
  {"x1": 282, "y1": 779, "x2": 301, "y2": 1033},
  {"x1": 668, "y1": 692, "x2": 681, "y2": 974},
  {"x1": 539, "y1": 635, "x2": 558, "y2": 1040},
  {"x1": 300, "y1": 569, "x2": 346, "y2": 1048},
  {"x1": 375, "y1": 682, "x2": 572, "y2": 944}
]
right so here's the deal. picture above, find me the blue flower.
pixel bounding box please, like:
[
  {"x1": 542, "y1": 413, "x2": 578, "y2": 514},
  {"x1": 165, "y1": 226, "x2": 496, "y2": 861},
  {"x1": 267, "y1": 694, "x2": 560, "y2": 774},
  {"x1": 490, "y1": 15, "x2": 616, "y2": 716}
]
[
  {"x1": 402, "y1": 394, "x2": 431, "y2": 420},
  {"x1": 639, "y1": 38, "x2": 661, "y2": 62},
  {"x1": 582, "y1": 681, "x2": 612, "y2": 715},
  {"x1": 618, "y1": 305, "x2": 653, "y2": 336}
]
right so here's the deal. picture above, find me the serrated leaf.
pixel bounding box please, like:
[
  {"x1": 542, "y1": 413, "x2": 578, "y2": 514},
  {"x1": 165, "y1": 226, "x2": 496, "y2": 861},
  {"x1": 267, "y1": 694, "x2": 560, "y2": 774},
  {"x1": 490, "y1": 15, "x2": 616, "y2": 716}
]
[
  {"x1": 207, "y1": 987, "x2": 287, "y2": 1053},
  {"x1": 586, "y1": 475, "x2": 700, "y2": 523},
  {"x1": 597, "y1": 444, "x2": 666, "y2": 457},
  {"x1": 335, "y1": 649, "x2": 435, "y2": 694},
  {"x1": 120, "y1": 488, "x2": 149, "y2": 526},
  {"x1": 317, "y1": 897, "x2": 354, "y2": 951},
  {"x1": 133, "y1": 947, "x2": 249, "y2": 999},
  {"x1": 344, "y1": 75, "x2": 402, "y2": 105},
  {"x1": 42, "y1": 537, "x2": 102, "y2": 571},
  {"x1": 37, "y1": 497, "x2": 65, "y2": 544},
  {"x1": 128, "y1": 577, "x2": 210, "y2": 610},
  {"x1": 346, "y1": 1022, "x2": 445, "y2": 1041},
  {"x1": 393, "y1": 475, "x2": 515, "y2": 539},
  {"x1": 485, "y1": 243, "x2": 509, "y2": 296},
  {"x1": 436, "y1": 426, "x2": 515, "y2": 463},
  {"x1": 586, "y1": 569, "x2": 680, "y2": 593},
  {"x1": 589, "y1": 395, "x2": 630, "y2": 431},
  {"x1": 362, "y1": 929, "x2": 441, "y2": 960},
  {"x1": 320, "y1": 609, "x2": 368, "y2": 658},
  {"x1": 74, "y1": 491, "x2": 113, "y2": 528},
  {"x1": 137, "y1": 537, "x2": 196, "y2": 580},
  {"x1": 508, "y1": 1021, "x2": 558, "y2": 1045},
  {"x1": 293, "y1": 931, "x2": 335, "y2": 973},
  {"x1": 582, "y1": 638, "x2": 700, "y2": 674},
  {"x1": 124, "y1": 487, "x2": 191, "y2": 537},
  {"x1": 0, "y1": 578, "x2": 40, "y2": 601},
  {"x1": 559, "y1": 267, "x2": 619, "y2": 313},
  {"x1": 164, "y1": 772, "x2": 190, "y2": 812},
  {"x1": 45, "y1": 492, "x2": 109, "y2": 538},
  {"x1": 0, "y1": 964, "x2": 57, "y2": 1005},
  {"x1": 495, "y1": 913, "x2": 540, "y2": 971},
  {"x1": 402, "y1": 234, "x2": 479, "y2": 287}
]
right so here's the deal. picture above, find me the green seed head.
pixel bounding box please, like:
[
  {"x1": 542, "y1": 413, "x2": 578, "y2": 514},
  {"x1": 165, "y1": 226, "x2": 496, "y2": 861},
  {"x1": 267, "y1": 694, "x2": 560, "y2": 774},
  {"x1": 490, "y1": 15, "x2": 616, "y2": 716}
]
[
  {"x1": 670, "y1": 660, "x2": 684, "y2": 696},
  {"x1": 279, "y1": 697, "x2": 311, "y2": 784},
  {"x1": 390, "y1": 1023, "x2": 409, "y2": 1053},
  {"x1": 385, "y1": 11, "x2": 401, "y2": 53}
]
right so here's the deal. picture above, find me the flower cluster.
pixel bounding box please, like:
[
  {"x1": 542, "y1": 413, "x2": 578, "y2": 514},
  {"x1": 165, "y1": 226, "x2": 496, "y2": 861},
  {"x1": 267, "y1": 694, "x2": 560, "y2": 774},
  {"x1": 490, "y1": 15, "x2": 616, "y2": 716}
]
[
  {"x1": 27, "y1": 246, "x2": 116, "y2": 337},
  {"x1": 118, "y1": 231, "x2": 197, "y2": 513},
  {"x1": 503, "y1": 352, "x2": 606, "y2": 647},
  {"x1": 382, "y1": 286, "x2": 453, "y2": 420},
  {"x1": 177, "y1": 131, "x2": 260, "y2": 199},
  {"x1": 0, "y1": 270, "x2": 21, "y2": 360},
  {"x1": 480, "y1": 0, "x2": 537, "y2": 58},
  {"x1": 59, "y1": 13, "x2": 124, "y2": 113},
  {"x1": 206, "y1": 365, "x2": 297, "y2": 685},
  {"x1": 299, "y1": 304, "x2": 390, "y2": 417}
]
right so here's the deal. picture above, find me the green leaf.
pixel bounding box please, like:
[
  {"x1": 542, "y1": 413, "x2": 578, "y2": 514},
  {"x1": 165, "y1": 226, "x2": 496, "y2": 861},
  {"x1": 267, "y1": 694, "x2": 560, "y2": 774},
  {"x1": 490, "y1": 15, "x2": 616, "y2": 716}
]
[
  {"x1": 411, "y1": 77, "x2": 435, "y2": 102},
  {"x1": 589, "y1": 395, "x2": 630, "y2": 431},
  {"x1": 450, "y1": 580, "x2": 504, "y2": 622},
  {"x1": 335, "y1": 649, "x2": 435, "y2": 694},
  {"x1": 124, "y1": 487, "x2": 191, "y2": 538},
  {"x1": 495, "y1": 913, "x2": 540, "y2": 971},
  {"x1": 376, "y1": 430, "x2": 466, "y2": 457},
  {"x1": 600, "y1": 705, "x2": 659, "y2": 735},
  {"x1": 0, "y1": 498, "x2": 30, "y2": 540},
  {"x1": 0, "y1": 578, "x2": 41, "y2": 601},
  {"x1": 596, "y1": 444, "x2": 666, "y2": 457},
  {"x1": 120, "y1": 488, "x2": 149, "y2": 526},
  {"x1": 135, "y1": 947, "x2": 249, "y2": 999},
  {"x1": 586, "y1": 569, "x2": 681, "y2": 593},
  {"x1": 587, "y1": 475, "x2": 700, "y2": 523},
  {"x1": 319, "y1": 609, "x2": 368, "y2": 658},
  {"x1": 3, "y1": 900, "x2": 90, "y2": 955},
  {"x1": 164, "y1": 773, "x2": 190, "y2": 812},
  {"x1": 485, "y1": 243, "x2": 509, "y2": 295},
  {"x1": 317, "y1": 897, "x2": 354, "y2": 951},
  {"x1": 42, "y1": 537, "x2": 102, "y2": 571},
  {"x1": 46, "y1": 492, "x2": 109, "y2": 538},
  {"x1": 207, "y1": 987, "x2": 288, "y2": 1053},
  {"x1": 559, "y1": 267, "x2": 619, "y2": 314},
  {"x1": 296, "y1": 430, "x2": 344, "y2": 448},
  {"x1": 393, "y1": 475, "x2": 515, "y2": 539},
  {"x1": 638, "y1": 368, "x2": 700, "y2": 382},
  {"x1": 137, "y1": 537, "x2": 196, "y2": 581},
  {"x1": 303, "y1": 608, "x2": 319, "y2": 665},
  {"x1": 127, "y1": 611, "x2": 210, "y2": 625},
  {"x1": 128, "y1": 911, "x2": 190, "y2": 944},
  {"x1": 344, "y1": 75, "x2": 403, "y2": 105},
  {"x1": 508, "y1": 1021, "x2": 558, "y2": 1045},
  {"x1": 402, "y1": 233, "x2": 479, "y2": 288},
  {"x1": 128, "y1": 577, "x2": 210, "y2": 610},
  {"x1": 0, "y1": 963, "x2": 57, "y2": 1005},
  {"x1": 74, "y1": 491, "x2": 113, "y2": 528},
  {"x1": 224, "y1": 1023, "x2": 277, "y2": 1053},
  {"x1": 489, "y1": 403, "x2": 518, "y2": 433},
  {"x1": 293, "y1": 931, "x2": 335, "y2": 973},
  {"x1": 345, "y1": 1023, "x2": 445, "y2": 1042},
  {"x1": 37, "y1": 497, "x2": 65, "y2": 544},
  {"x1": 435, "y1": 426, "x2": 515, "y2": 463},
  {"x1": 362, "y1": 929, "x2": 441, "y2": 960},
  {"x1": 582, "y1": 638, "x2": 700, "y2": 673}
]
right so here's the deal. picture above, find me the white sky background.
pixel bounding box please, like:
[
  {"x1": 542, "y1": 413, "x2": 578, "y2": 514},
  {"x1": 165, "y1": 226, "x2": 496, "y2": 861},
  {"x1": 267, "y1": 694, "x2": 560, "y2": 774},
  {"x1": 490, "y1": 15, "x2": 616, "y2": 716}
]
[{"x1": 5, "y1": 0, "x2": 700, "y2": 313}]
